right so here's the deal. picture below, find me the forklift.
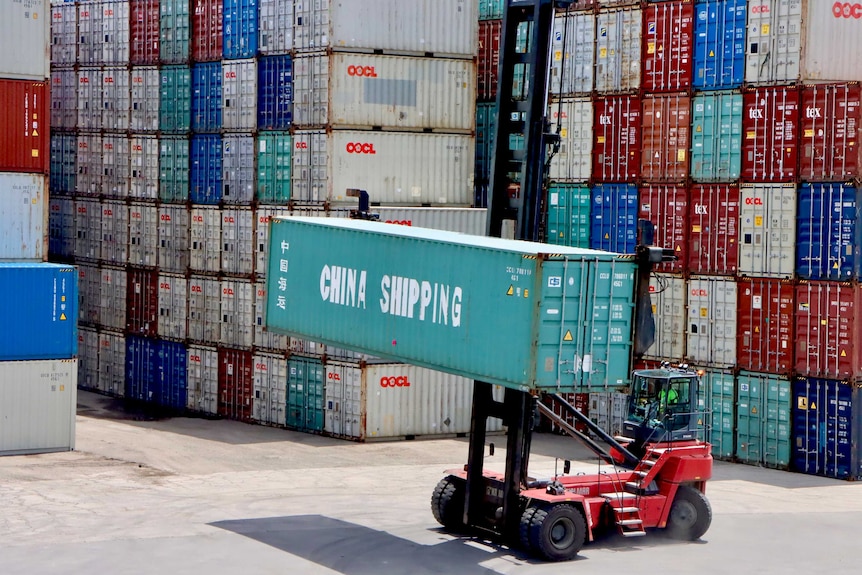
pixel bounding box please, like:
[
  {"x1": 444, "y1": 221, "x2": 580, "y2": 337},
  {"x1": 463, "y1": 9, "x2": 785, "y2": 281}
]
[{"x1": 430, "y1": 0, "x2": 713, "y2": 561}]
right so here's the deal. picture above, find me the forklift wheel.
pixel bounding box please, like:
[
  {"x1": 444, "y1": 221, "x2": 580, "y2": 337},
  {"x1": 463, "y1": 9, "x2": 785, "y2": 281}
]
[
  {"x1": 526, "y1": 504, "x2": 587, "y2": 562},
  {"x1": 431, "y1": 476, "x2": 466, "y2": 531},
  {"x1": 666, "y1": 485, "x2": 712, "y2": 541},
  {"x1": 519, "y1": 507, "x2": 541, "y2": 552}
]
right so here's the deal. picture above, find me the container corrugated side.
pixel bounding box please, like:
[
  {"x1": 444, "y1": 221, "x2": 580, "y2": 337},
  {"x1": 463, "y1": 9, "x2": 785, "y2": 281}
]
[
  {"x1": 0, "y1": 173, "x2": 47, "y2": 261},
  {"x1": 159, "y1": 135, "x2": 190, "y2": 202},
  {"x1": 794, "y1": 282, "x2": 862, "y2": 379},
  {"x1": 590, "y1": 183, "x2": 638, "y2": 254},
  {"x1": 219, "y1": 348, "x2": 254, "y2": 422},
  {"x1": 693, "y1": 0, "x2": 746, "y2": 90},
  {"x1": 187, "y1": 345, "x2": 219, "y2": 414},
  {"x1": 221, "y1": 207, "x2": 254, "y2": 276},
  {"x1": 702, "y1": 368, "x2": 735, "y2": 460},
  {"x1": 688, "y1": 184, "x2": 739, "y2": 275},
  {"x1": 551, "y1": 11, "x2": 595, "y2": 96},
  {"x1": 796, "y1": 183, "x2": 861, "y2": 281},
  {"x1": 361, "y1": 207, "x2": 488, "y2": 236},
  {"x1": 642, "y1": 0, "x2": 694, "y2": 92},
  {"x1": 799, "y1": 83, "x2": 862, "y2": 182},
  {"x1": 256, "y1": 131, "x2": 292, "y2": 203},
  {"x1": 51, "y1": 70, "x2": 77, "y2": 131},
  {"x1": 158, "y1": 274, "x2": 188, "y2": 341},
  {"x1": 158, "y1": 205, "x2": 190, "y2": 273},
  {"x1": 252, "y1": 352, "x2": 288, "y2": 426},
  {"x1": 191, "y1": 62, "x2": 223, "y2": 132},
  {"x1": 545, "y1": 183, "x2": 590, "y2": 248},
  {"x1": 159, "y1": 0, "x2": 191, "y2": 64},
  {"x1": 736, "y1": 371, "x2": 791, "y2": 469},
  {"x1": 738, "y1": 184, "x2": 796, "y2": 278},
  {"x1": 741, "y1": 86, "x2": 800, "y2": 183},
  {"x1": 223, "y1": 0, "x2": 258, "y2": 59},
  {"x1": 48, "y1": 197, "x2": 76, "y2": 261},
  {"x1": 0, "y1": 0, "x2": 50, "y2": 80},
  {"x1": 222, "y1": 135, "x2": 255, "y2": 204},
  {"x1": 548, "y1": 97, "x2": 593, "y2": 182},
  {"x1": 477, "y1": 19, "x2": 501, "y2": 102},
  {"x1": 592, "y1": 95, "x2": 641, "y2": 182},
  {"x1": 130, "y1": 0, "x2": 160, "y2": 65},
  {"x1": 640, "y1": 92, "x2": 692, "y2": 183},
  {"x1": 643, "y1": 273, "x2": 686, "y2": 361},
  {"x1": 266, "y1": 218, "x2": 637, "y2": 392},
  {"x1": 159, "y1": 65, "x2": 191, "y2": 133},
  {"x1": 222, "y1": 59, "x2": 257, "y2": 131},
  {"x1": 638, "y1": 185, "x2": 688, "y2": 274},
  {"x1": 595, "y1": 5, "x2": 642, "y2": 94},
  {"x1": 78, "y1": 327, "x2": 100, "y2": 390},
  {"x1": 0, "y1": 80, "x2": 49, "y2": 174},
  {"x1": 737, "y1": 278, "x2": 794, "y2": 375},
  {"x1": 690, "y1": 90, "x2": 743, "y2": 182},
  {"x1": 130, "y1": 66, "x2": 160, "y2": 132},
  {"x1": 0, "y1": 359, "x2": 77, "y2": 456},
  {"x1": 51, "y1": 3, "x2": 78, "y2": 67},
  {"x1": 191, "y1": 0, "x2": 222, "y2": 63},
  {"x1": 98, "y1": 330, "x2": 126, "y2": 396},
  {"x1": 686, "y1": 275, "x2": 737, "y2": 368},
  {"x1": 258, "y1": 0, "x2": 293, "y2": 54},
  {"x1": 0, "y1": 264, "x2": 78, "y2": 361}
]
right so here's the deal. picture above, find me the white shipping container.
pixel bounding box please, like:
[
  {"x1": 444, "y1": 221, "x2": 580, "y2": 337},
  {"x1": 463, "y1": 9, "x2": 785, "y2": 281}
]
[
  {"x1": 221, "y1": 207, "x2": 254, "y2": 276},
  {"x1": 254, "y1": 206, "x2": 295, "y2": 277},
  {"x1": 252, "y1": 352, "x2": 288, "y2": 426},
  {"x1": 738, "y1": 183, "x2": 796, "y2": 278},
  {"x1": 99, "y1": 267, "x2": 127, "y2": 332},
  {"x1": 595, "y1": 5, "x2": 642, "y2": 94},
  {"x1": 222, "y1": 59, "x2": 257, "y2": 131},
  {"x1": 130, "y1": 66, "x2": 160, "y2": 132},
  {"x1": 188, "y1": 276, "x2": 221, "y2": 343},
  {"x1": 97, "y1": 330, "x2": 126, "y2": 396},
  {"x1": 293, "y1": 0, "x2": 477, "y2": 58},
  {"x1": 101, "y1": 67, "x2": 131, "y2": 131},
  {"x1": 99, "y1": 200, "x2": 129, "y2": 265},
  {"x1": 187, "y1": 345, "x2": 219, "y2": 414},
  {"x1": 77, "y1": 69, "x2": 103, "y2": 131},
  {"x1": 0, "y1": 359, "x2": 77, "y2": 456},
  {"x1": 76, "y1": 134, "x2": 102, "y2": 196},
  {"x1": 77, "y1": 0, "x2": 130, "y2": 65},
  {"x1": 220, "y1": 279, "x2": 254, "y2": 349},
  {"x1": 101, "y1": 134, "x2": 130, "y2": 199},
  {"x1": 128, "y1": 202, "x2": 159, "y2": 267},
  {"x1": 0, "y1": 0, "x2": 49, "y2": 80},
  {"x1": 292, "y1": 130, "x2": 473, "y2": 205},
  {"x1": 74, "y1": 198, "x2": 101, "y2": 261},
  {"x1": 76, "y1": 2, "x2": 97, "y2": 64},
  {"x1": 49, "y1": 197, "x2": 76, "y2": 260},
  {"x1": 222, "y1": 135, "x2": 255, "y2": 204},
  {"x1": 643, "y1": 274, "x2": 686, "y2": 362},
  {"x1": 158, "y1": 205, "x2": 190, "y2": 273},
  {"x1": 588, "y1": 392, "x2": 628, "y2": 438},
  {"x1": 365, "y1": 207, "x2": 488, "y2": 235},
  {"x1": 78, "y1": 327, "x2": 100, "y2": 390},
  {"x1": 547, "y1": 97, "x2": 594, "y2": 181},
  {"x1": 0, "y1": 173, "x2": 47, "y2": 261},
  {"x1": 51, "y1": 69, "x2": 78, "y2": 130},
  {"x1": 254, "y1": 282, "x2": 290, "y2": 352},
  {"x1": 258, "y1": 0, "x2": 293, "y2": 54},
  {"x1": 551, "y1": 10, "x2": 596, "y2": 95},
  {"x1": 51, "y1": 2, "x2": 77, "y2": 67},
  {"x1": 292, "y1": 53, "x2": 476, "y2": 131},
  {"x1": 687, "y1": 276, "x2": 738, "y2": 368},
  {"x1": 158, "y1": 273, "x2": 188, "y2": 341},
  {"x1": 77, "y1": 263, "x2": 101, "y2": 326},
  {"x1": 130, "y1": 135, "x2": 159, "y2": 200},
  {"x1": 190, "y1": 206, "x2": 221, "y2": 273}
]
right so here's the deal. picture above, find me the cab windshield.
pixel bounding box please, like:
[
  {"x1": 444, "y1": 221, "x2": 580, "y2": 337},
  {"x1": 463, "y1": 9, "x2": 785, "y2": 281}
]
[{"x1": 630, "y1": 375, "x2": 693, "y2": 429}]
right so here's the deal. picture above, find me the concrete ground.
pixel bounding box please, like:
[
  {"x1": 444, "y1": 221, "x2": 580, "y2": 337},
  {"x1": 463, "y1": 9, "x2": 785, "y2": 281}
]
[{"x1": 1, "y1": 390, "x2": 859, "y2": 575}]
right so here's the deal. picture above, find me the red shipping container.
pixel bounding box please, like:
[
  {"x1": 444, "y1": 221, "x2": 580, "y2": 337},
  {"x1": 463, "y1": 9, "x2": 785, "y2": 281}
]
[
  {"x1": 688, "y1": 184, "x2": 739, "y2": 274},
  {"x1": 799, "y1": 83, "x2": 862, "y2": 182},
  {"x1": 192, "y1": 0, "x2": 223, "y2": 63},
  {"x1": 638, "y1": 185, "x2": 688, "y2": 273},
  {"x1": 541, "y1": 392, "x2": 589, "y2": 434},
  {"x1": 742, "y1": 86, "x2": 800, "y2": 182},
  {"x1": 0, "y1": 80, "x2": 49, "y2": 174},
  {"x1": 642, "y1": 0, "x2": 694, "y2": 92},
  {"x1": 478, "y1": 20, "x2": 501, "y2": 102},
  {"x1": 218, "y1": 348, "x2": 254, "y2": 422},
  {"x1": 640, "y1": 92, "x2": 691, "y2": 182},
  {"x1": 795, "y1": 282, "x2": 862, "y2": 379},
  {"x1": 131, "y1": 0, "x2": 160, "y2": 65},
  {"x1": 126, "y1": 268, "x2": 159, "y2": 338},
  {"x1": 593, "y1": 95, "x2": 642, "y2": 182},
  {"x1": 737, "y1": 278, "x2": 795, "y2": 375}
]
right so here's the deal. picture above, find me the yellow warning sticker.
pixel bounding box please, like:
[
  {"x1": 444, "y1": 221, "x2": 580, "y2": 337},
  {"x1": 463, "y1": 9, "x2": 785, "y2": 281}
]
[
  {"x1": 507, "y1": 285, "x2": 514, "y2": 296},
  {"x1": 755, "y1": 215, "x2": 763, "y2": 227},
  {"x1": 32, "y1": 149, "x2": 39, "y2": 157},
  {"x1": 751, "y1": 406, "x2": 758, "y2": 415},
  {"x1": 804, "y1": 129, "x2": 814, "y2": 138},
  {"x1": 677, "y1": 149, "x2": 686, "y2": 162},
  {"x1": 597, "y1": 136, "x2": 606, "y2": 144},
  {"x1": 754, "y1": 326, "x2": 760, "y2": 333},
  {"x1": 833, "y1": 261, "x2": 840, "y2": 269},
  {"x1": 811, "y1": 402, "x2": 817, "y2": 410},
  {"x1": 555, "y1": 50, "x2": 562, "y2": 61},
  {"x1": 762, "y1": 24, "x2": 770, "y2": 35},
  {"x1": 564, "y1": 330, "x2": 574, "y2": 342},
  {"x1": 841, "y1": 349, "x2": 847, "y2": 357},
  {"x1": 692, "y1": 225, "x2": 702, "y2": 233},
  {"x1": 676, "y1": 245, "x2": 681, "y2": 252},
  {"x1": 709, "y1": 50, "x2": 715, "y2": 58},
  {"x1": 524, "y1": 289, "x2": 529, "y2": 298},
  {"x1": 61, "y1": 295, "x2": 66, "y2": 302},
  {"x1": 648, "y1": 42, "x2": 656, "y2": 55},
  {"x1": 600, "y1": 48, "x2": 607, "y2": 58},
  {"x1": 60, "y1": 313, "x2": 67, "y2": 321},
  {"x1": 700, "y1": 307, "x2": 708, "y2": 318},
  {"x1": 746, "y1": 131, "x2": 756, "y2": 140},
  {"x1": 560, "y1": 129, "x2": 568, "y2": 138},
  {"x1": 32, "y1": 129, "x2": 39, "y2": 136},
  {"x1": 60, "y1": 385, "x2": 64, "y2": 392}
]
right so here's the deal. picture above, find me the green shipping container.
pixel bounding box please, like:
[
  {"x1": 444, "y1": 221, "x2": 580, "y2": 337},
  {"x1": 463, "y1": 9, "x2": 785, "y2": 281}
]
[
  {"x1": 159, "y1": 65, "x2": 191, "y2": 133},
  {"x1": 479, "y1": 0, "x2": 504, "y2": 20},
  {"x1": 257, "y1": 132, "x2": 292, "y2": 204},
  {"x1": 160, "y1": 0, "x2": 191, "y2": 64},
  {"x1": 266, "y1": 218, "x2": 637, "y2": 392},
  {"x1": 474, "y1": 102, "x2": 497, "y2": 207},
  {"x1": 286, "y1": 356, "x2": 324, "y2": 432},
  {"x1": 690, "y1": 90, "x2": 743, "y2": 182},
  {"x1": 702, "y1": 368, "x2": 735, "y2": 460},
  {"x1": 545, "y1": 183, "x2": 590, "y2": 248},
  {"x1": 159, "y1": 136, "x2": 190, "y2": 202},
  {"x1": 736, "y1": 371, "x2": 791, "y2": 469}
]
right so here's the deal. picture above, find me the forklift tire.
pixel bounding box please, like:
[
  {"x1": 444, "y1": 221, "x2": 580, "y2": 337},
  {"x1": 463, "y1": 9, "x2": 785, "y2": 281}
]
[
  {"x1": 527, "y1": 504, "x2": 587, "y2": 562},
  {"x1": 519, "y1": 506, "x2": 541, "y2": 552},
  {"x1": 431, "y1": 476, "x2": 466, "y2": 531},
  {"x1": 666, "y1": 485, "x2": 712, "y2": 541}
]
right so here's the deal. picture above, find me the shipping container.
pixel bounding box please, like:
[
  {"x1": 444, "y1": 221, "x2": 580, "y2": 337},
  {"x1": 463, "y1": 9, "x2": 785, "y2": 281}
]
[
  {"x1": 222, "y1": 135, "x2": 255, "y2": 203},
  {"x1": 541, "y1": 392, "x2": 590, "y2": 436},
  {"x1": 690, "y1": 90, "x2": 743, "y2": 182},
  {"x1": 595, "y1": 5, "x2": 642, "y2": 94},
  {"x1": 130, "y1": 135, "x2": 159, "y2": 200},
  {"x1": 266, "y1": 218, "x2": 638, "y2": 392},
  {"x1": 292, "y1": 0, "x2": 477, "y2": 58},
  {"x1": 256, "y1": 131, "x2": 292, "y2": 203},
  {"x1": 692, "y1": 0, "x2": 746, "y2": 90},
  {"x1": 643, "y1": 273, "x2": 686, "y2": 361},
  {"x1": 221, "y1": 207, "x2": 254, "y2": 276},
  {"x1": 191, "y1": 0, "x2": 222, "y2": 62},
  {"x1": 127, "y1": 268, "x2": 159, "y2": 337},
  {"x1": 547, "y1": 97, "x2": 593, "y2": 182},
  {"x1": 291, "y1": 131, "x2": 473, "y2": 205},
  {"x1": 78, "y1": 263, "x2": 100, "y2": 326},
  {"x1": 159, "y1": 136, "x2": 190, "y2": 202},
  {"x1": 79, "y1": 327, "x2": 100, "y2": 390},
  {"x1": 0, "y1": 264, "x2": 77, "y2": 361},
  {"x1": 128, "y1": 202, "x2": 159, "y2": 267},
  {"x1": 799, "y1": 83, "x2": 861, "y2": 181},
  {"x1": 51, "y1": 2, "x2": 77, "y2": 68},
  {"x1": 51, "y1": 69, "x2": 77, "y2": 130},
  {"x1": 77, "y1": 0, "x2": 131, "y2": 65},
  {"x1": 218, "y1": 347, "x2": 254, "y2": 422},
  {"x1": 590, "y1": 183, "x2": 638, "y2": 254},
  {"x1": 737, "y1": 278, "x2": 794, "y2": 374},
  {"x1": 220, "y1": 279, "x2": 254, "y2": 349},
  {"x1": 371, "y1": 207, "x2": 489, "y2": 236},
  {"x1": 0, "y1": 359, "x2": 77, "y2": 456},
  {"x1": 474, "y1": 102, "x2": 497, "y2": 206},
  {"x1": 223, "y1": 0, "x2": 258, "y2": 59},
  {"x1": 688, "y1": 184, "x2": 739, "y2": 274},
  {"x1": 252, "y1": 352, "x2": 287, "y2": 426},
  {"x1": 191, "y1": 62, "x2": 223, "y2": 132},
  {"x1": 158, "y1": 205, "x2": 190, "y2": 273},
  {"x1": 640, "y1": 93, "x2": 692, "y2": 182},
  {"x1": 795, "y1": 281, "x2": 862, "y2": 379},
  {"x1": 131, "y1": 0, "x2": 160, "y2": 64},
  {"x1": 222, "y1": 59, "x2": 257, "y2": 130},
  {"x1": 642, "y1": 0, "x2": 694, "y2": 92},
  {"x1": 736, "y1": 371, "x2": 791, "y2": 469},
  {"x1": 77, "y1": 68, "x2": 103, "y2": 131},
  {"x1": 187, "y1": 345, "x2": 219, "y2": 413},
  {"x1": 793, "y1": 377, "x2": 862, "y2": 480},
  {"x1": 479, "y1": 0, "x2": 505, "y2": 20},
  {"x1": 550, "y1": 10, "x2": 595, "y2": 96},
  {"x1": 639, "y1": 185, "x2": 688, "y2": 273},
  {"x1": 254, "y1": 206, "x2": 293, "y2": 277},
  {"x1": 0, "y1": 173, "x2": 47, "y2": 261},
  {"x1": 75, "y1": 134, "x2": 102, "y2": 197},
  {"x1": 159, "y1": 65, "x2": 192, "y2": 133},
  {"x1": 477, "y1": 19, "x2": 501, "y2": 102},
  {"x1": 50, "y1": 134, "x2": 77, "y2": 196},
  {"x1": 286, "y1": 356, "x2": 324, "y2": 432},
  {"x1": 796, "y1": 182, "x2": 860, "y2": 280},
  {"x1": 101, "y1": 134, "x2": 131, "y2": 199},
  {"x1": 74, "y1": 198, "x2": 101, "y2": 260},
  {"x1": 741, "y1": 86, "x2": 800, "y2": 182},
  {"x1": 190, "y1": 206, "x2": 221, "y2": 273},
  {"x1": 258, "y1": 0, "x2": 293, "y2": 54},
  {"x1": 99, "y1": 267, "x2": 128, "y2": 332},
  {"x1": 701, "y1": 368, "x2": 735, "y2": 459},
  {"x1": 100, "y1": 200, "x2": 129, "y2": 265},
  {"x1": 687, "y1": 275, "x2": 737, "y2": 367},
  {"x1": 188, "y1": 276, "x2": 221, "y2": 343},
  {"x1": 254, "y1": 281, "x2": 290, "y2": 352},
  {"x1": 592, "y1": 95, "x2": 642, "y2": 182},
  {"x1": 0, "y1": 80, "x2": 49, "y2": 173},
  {"x1": 257, "y1": 54, "x2": 293, "y2": 130},
  {"x1": 738, "y1": 183, "x2": 796, "y2": 278},
  {"x1": 158, "y1": 274, "x2": 188, "y2": 341},
  {"x1": 48, "y1": 197, "x2": 76, "y2": 261},
  {"x1": 98, "y1": 330, "x2": 126, "y2": 396},
  {"x1": 157, "y1": 339, "x2": 187, "y2": 409},
  {"x1": 190, "y1": 134, "x2": 223, "y2": 204},
  {"x1": 160, "y1": 0, "x2": 191, "y2": 64},
  {"x1": 125, "y1": 335, "x2": 157, "y2": 402},
  {"x1": 130, "y1": 66, "x2": 160, "y2": 132},
  {"x1": 589, "y1": 391, "x2": 629, "y2": 437}
]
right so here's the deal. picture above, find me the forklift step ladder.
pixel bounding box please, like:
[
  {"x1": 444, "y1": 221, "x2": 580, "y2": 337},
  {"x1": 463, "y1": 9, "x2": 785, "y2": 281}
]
[
  {"x1": 604, "y1": 490, "x2": 647, "y2": 537},
  {"x1": 625, "y1": 447, "x2": 665, "y2": 496}
]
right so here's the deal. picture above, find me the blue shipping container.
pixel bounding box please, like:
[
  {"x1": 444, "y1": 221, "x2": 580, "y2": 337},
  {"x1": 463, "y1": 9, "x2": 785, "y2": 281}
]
[
  {"x1": 126, "y1": 336, "x2": 158, "y2": 402},
  {"x1": 693, "y1": 0, "x2": 746, "y2": 90},
  {"x1": 796, "y1": 182, "x2": 861, "y2": 280},
  {"x1": 157, "y1": 340, "x2": 188, "y2": 410},
  {"x1": 0, "y1": 263, "x2": 78, "y2": 361},
  {"x1": 793, "y1": 377, "x2": 862, "y2": 480},
  {"x1": 590, "y1": 183, "x2": 638, "y2": 254},
  {"x1": 258, "y1": 55, "x2": 293, "y2": 130},
  {"x1": 191, "y1": 135, "x2": 223, "y2": 204},
  {"x1": 191, "y1": 62, "x2": 223, "y2": 132},
  {"x1": 223, "y1": 0, "x2": 258, "y2": 59}
]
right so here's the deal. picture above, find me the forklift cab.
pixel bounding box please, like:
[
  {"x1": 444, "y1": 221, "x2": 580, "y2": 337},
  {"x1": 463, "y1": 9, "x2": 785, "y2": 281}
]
[{"x1": 622, "y1": 364, "x2": 702, "y2": 448}]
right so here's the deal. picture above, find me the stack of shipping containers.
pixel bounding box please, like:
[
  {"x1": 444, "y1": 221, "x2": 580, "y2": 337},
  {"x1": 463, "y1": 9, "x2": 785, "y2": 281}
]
[
  {"x1": 2, "y1": 0, "x2": 79, "y2": 456},
  {"x1": 50, "y1": 0, "x2": 505, "y2": 442}
]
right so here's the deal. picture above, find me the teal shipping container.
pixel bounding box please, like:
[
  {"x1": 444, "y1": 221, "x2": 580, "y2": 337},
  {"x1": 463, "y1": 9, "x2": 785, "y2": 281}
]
[
  {"x1": 266, "y1": 218, "x2": 637, "y2": 392},
  {"x1": 690, "y1": 90, "x2": 743, "y2": 182},
  {"x1": 702, "y1": 368, "x2": 735, "y2": 460},
  {"x1": 545, "y1": 183, "x2": 590, "y2": 248},
  {"x1": 286, "y1": 356, "x2": 324, "y2": 432},
  {"x1": 159, "y1": 65, "x2": 192, "y2": 133},
  {"x1": 474, "y1": 102, "x2": 498, "y2": 208},
  {"x1": 736, "y1": 371, "x2": 791, "y2": 469},
  {"x1": 479, "y1": 0, "x2": 504, "y2": 20},
  {"x1": 256, "y1": 131, "x2": 291, "y2": 204},
  {"x1": 159, "y1": 136, "x2": 190, "y2": 202},
  {"x1": 160, "y1": 0, "x2": 191, "y2": 64}
]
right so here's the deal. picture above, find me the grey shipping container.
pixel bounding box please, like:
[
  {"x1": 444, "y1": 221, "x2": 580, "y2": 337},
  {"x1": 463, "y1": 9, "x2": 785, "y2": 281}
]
[
  {"x1": 158, "y1": 205, "x2": 191, "y2": 273},
  {"x1": 0, "y1": 173, "x2": 47, "y2": 261},
  {"x1": 190, "y1": 206, "x2": 221, "y2": 273},
  {"x1": 550, "y1": 10, "x2": 596, "y2": 96},
  {"x1": 98, "y1": 267, "x2": 127, "y2": 332},
  {"x1": 51, "y1": 69, "x2": 78, "y2": 130},
  {"x1": 222, "y1": 59, "x2": 258, "y2": 131},
  {"x1": 595, "y1": 5, "x2": 642, "y2": 93},
  {"x1": 187, "y1": 345, "x2": 219, "y2": 414},
  {"x1": 221, "y1": 207, "x2": 254, "y2": 276},
  {"x1": 97, "y1": 330, "x2": 126, "y2": 396},
  {"x1": 222, "y1": 135, "x2": 255, "y2": 203},
  {"x1": 130, "y1": 66, "x2": 160, "y2": 132},
  {"x1": 128, "y1": 202, "x2": 159, "y2": 267},
  {"x1": 188, "y1": 276, "x2": 221, "y2": 344},
  {"x1": 1, "y1": 0, "x2": 50, "y2": 80}
]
